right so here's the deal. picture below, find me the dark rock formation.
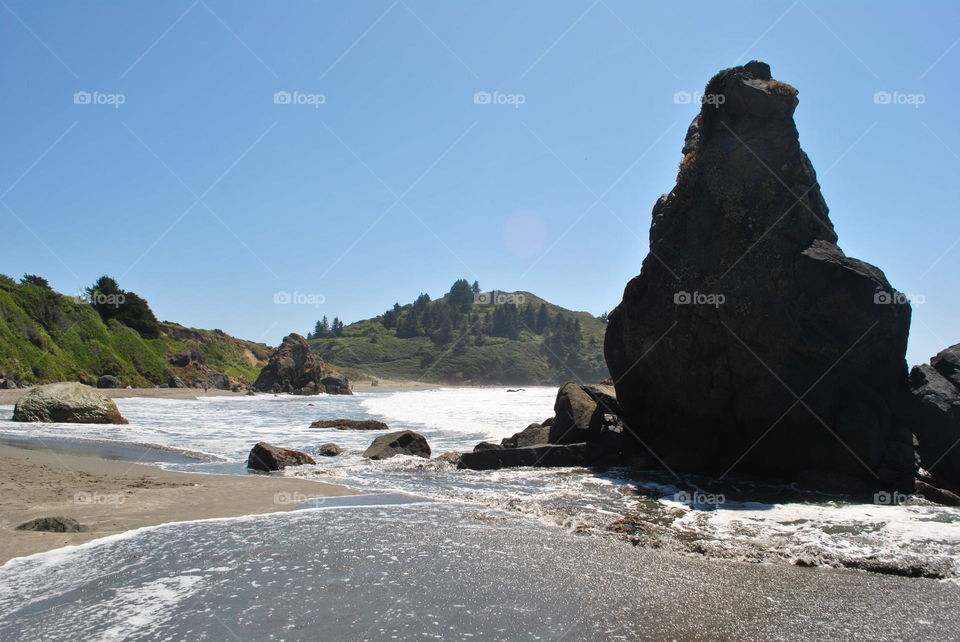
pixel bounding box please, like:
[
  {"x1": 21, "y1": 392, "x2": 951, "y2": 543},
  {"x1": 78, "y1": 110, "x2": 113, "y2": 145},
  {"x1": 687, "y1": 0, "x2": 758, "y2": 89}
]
[
  {"x1": 472, "y1": 441, "x2": 502, "y2": 452},
  {"x1": 12, "y1": 382, "x2": 128, "y2": 424},
  {"x1": 97, "y1": 375, "x2": 120, "y2": 389},
  {"x1": 321, "y1": 373, "x2": 352, "y2": 395},
  {"x1": 251, "y1": 334, "x2": 326, "y2": 394},
  {"x1": 548, "y1": 383, "x2": 598, "y2": 444},
  {"x1": 459, "y1": 443, "x2": 589, "y2": 471},
  {"x1": 317, "y1": 443, "x2": 343, "y2": 457},
  {"x1": 169, "y1": 376, "x2": 187, "y2": 389},
  {"x1": 362, "y1": 430, "x2": 431, "y2": 460},
  {"x1": 246, "y1": 441, "x2": 317, "y2": 471},
  {"x1": 206, "y1": 373, "x2": 231, "y2": 390},
  {"x1": 501, "y1": 423, "x2": 551, "y2": 448},
  {"x1": 907, "y1": 344, "x2": 960, "y2": 492},
  {"x1": 604, "y1": 61, "x2": 914, "y2": 491},
  {"x1": 16, "y1": 516, "x2": 88, "y2": 533},
  {"x1": 310, "y1": 419, "x2": 388, "y2": 431}
]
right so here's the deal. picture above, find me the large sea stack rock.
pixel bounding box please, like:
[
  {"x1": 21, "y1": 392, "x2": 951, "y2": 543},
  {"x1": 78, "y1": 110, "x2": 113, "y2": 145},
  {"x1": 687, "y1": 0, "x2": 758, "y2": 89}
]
[
  {"x1": 12, "y1": 382, "x2": 128, "y2": 424},
  {"x1": 604, "y1": 62, "x2": 914, "y2": 491},
  {"x1": 251, "y1": 333, "x2": 325, "y2": 394}
]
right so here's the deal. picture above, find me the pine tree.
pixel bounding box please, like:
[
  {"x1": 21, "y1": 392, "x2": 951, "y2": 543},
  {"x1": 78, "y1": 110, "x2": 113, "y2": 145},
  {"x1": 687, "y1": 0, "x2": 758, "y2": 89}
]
[{"x1": 536, "y1": 303, "x2": 549, "y2": 334}]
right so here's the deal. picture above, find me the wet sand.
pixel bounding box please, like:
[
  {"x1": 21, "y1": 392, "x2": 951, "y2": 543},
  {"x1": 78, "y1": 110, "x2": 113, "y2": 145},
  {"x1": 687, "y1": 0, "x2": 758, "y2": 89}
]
[
  {"x1": 0, "y1": 444, "x2": 356, "y2": 564},
  {"x1": 1, "y1": 498, "x2": 957, "y2": 640}
]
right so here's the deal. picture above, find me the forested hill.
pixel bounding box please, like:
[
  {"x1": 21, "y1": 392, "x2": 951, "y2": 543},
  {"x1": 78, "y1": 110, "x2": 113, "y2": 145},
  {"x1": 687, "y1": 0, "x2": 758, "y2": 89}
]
[{"x1": 308, "y1": 279, "x2": 610, "y2": 385}]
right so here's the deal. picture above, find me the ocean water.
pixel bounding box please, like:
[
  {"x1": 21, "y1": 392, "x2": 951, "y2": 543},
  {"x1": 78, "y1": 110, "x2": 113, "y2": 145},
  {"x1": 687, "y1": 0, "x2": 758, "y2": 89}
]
[{"x1": 1, "y1": 387, "x2": 960, "y2": 582}]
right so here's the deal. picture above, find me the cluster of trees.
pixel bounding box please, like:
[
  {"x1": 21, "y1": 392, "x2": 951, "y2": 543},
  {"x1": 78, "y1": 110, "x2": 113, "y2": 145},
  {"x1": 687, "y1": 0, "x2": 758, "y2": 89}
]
[
  {"x1": 307, "y1": 315, "x2": 344, "y2": 339},
  {"x1": 374, "y1": 279, "x2": 586, "y2": 353},
  {"x1": 84, "y1": 276, "x2": 160, "y2": 338}
]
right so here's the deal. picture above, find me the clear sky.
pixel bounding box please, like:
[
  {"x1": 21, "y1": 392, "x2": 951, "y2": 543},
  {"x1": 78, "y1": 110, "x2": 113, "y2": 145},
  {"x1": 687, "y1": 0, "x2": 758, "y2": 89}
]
[{"x1": 1, "y1": 1, "x2": 957, "y2": 365}]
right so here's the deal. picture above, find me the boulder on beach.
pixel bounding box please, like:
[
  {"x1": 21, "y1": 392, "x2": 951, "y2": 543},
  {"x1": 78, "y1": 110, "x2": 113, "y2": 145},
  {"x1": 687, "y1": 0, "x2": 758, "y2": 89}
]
[
  {"x1": 97, "y1": 375, "x2": 120, "y2": 389},
  {"x1": 548, "y1": 383, "x2": 596, "y2": 445},
  {"x1": 12, "y1": 382, "x2": 128, "y2": 424},
  {"x1": 459, "y1": 443, "x2": 590, "y2": 471},
  {"x1": 310, "y1": 419, "x2": 388, "y2": 431},
  {"x1": 317, "y1": 442, "x2": 343, "y2": 457},
  {"x1": 251, "y1": 334, "x2": 326, "y2": 395},
  {"x1": 16, "y1": 516, "x2": 88, "y2": 532},
  {"x1": 169, "y1": 376, "x2": 187, "y2": 389},
  {"x1": 321, "y1": 373, "x2": 352, "y2": 395},
  {"x1": 362, "y1": 430, "x2": 431, "y2": 460},
  {"x1": 603, "y1": 61, "x2": 914, "y2": 491},
  {"x1": 247, "y1": 441, "x2": 317, "y2": 471}
]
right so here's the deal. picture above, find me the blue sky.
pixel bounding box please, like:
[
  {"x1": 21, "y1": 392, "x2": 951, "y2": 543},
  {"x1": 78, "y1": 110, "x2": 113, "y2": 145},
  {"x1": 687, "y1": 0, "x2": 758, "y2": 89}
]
[{"x1": 1, "y1": 0, "x2": 957, "y2": 365}]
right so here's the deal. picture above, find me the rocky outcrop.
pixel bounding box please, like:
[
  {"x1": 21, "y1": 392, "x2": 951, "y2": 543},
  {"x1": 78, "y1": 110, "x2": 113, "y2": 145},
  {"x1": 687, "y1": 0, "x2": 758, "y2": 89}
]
[
  {"x1": 310, "y1": 419, "x2": 388, "y2": 431},
  {"x1": 459, "y1": 443, "x2": 590, "y2": 471},
  {"x1": 501, "y1": 423, "x2": 550, "y2": 448},
  {"x1": 246, "y1": 441, "x2": 316, "y2": 471},
  {"x1": 12, "y1": 382, "x2": 128, "y2": 424},
  {"x1": 321, "y1": 373, "x2": 352, "y2": 395},
  {"x1": 251, "y1": 334, "x2": 326, "y2": 394},
  {"x1": 362, "y1": 430, "x2": 431, "y2": 460},
  {"x1": 317, "y1": 443, "x2": 342, "y2": 457},
  {"x1": 548, "y1": 383, "x2": 597, "y2": 444},
  {"x1": 97, "y1": 375, "x2": 120, "y2": 389},
  {"x1": 206, "y1": 373, "x2": 231, "y2": 390},
  {"x1": 603, "y1": 62, "x2": 914, "y2": 492},
  {"x1": 16, "y1": 516, "x2": 88, "y2": 532},
  {"x1": 169, "y1": 376, "x2": 187, "y2": 389},
  {"x1": 907, "y1": 345, "x2": 960, "y2": 492}
]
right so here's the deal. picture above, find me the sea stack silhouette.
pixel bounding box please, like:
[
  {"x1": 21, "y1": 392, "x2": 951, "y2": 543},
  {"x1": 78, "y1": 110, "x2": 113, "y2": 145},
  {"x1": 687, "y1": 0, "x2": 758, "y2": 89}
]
[{"x1": 605, "y1": 61, "x2": 916, "y2": 493}]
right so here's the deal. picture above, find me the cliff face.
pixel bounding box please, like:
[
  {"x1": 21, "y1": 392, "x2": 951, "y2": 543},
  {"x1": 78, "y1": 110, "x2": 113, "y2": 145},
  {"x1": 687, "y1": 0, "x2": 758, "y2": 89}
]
[{"x1": 605, "y1": 62, "x2": 914, "y2": 491}]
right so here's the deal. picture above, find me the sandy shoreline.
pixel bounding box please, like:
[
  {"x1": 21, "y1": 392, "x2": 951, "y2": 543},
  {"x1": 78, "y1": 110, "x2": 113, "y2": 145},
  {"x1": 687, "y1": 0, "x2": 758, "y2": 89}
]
[{"x1": 0, "y1": 444, "x2": 357, "y2": 564}]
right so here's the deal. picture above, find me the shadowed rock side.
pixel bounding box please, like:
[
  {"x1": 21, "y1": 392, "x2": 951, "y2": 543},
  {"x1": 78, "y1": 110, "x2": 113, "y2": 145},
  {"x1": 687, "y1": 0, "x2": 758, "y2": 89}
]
[
  {"x1": 604, "y1": 62, "x2": 914, "y2": 492},
  {"x1": 252, "y1": 333, "x2": 327, "y2": 395},
  {"x1": 909, "y1": 344, "x2": 960, "y2": 493}
]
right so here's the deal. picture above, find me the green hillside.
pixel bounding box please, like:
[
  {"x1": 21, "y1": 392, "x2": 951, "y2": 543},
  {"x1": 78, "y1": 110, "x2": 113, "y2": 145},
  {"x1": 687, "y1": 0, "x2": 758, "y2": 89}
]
[
  {"x1": 0, "y1": 274, "x2": 269, "y2": 387},
  {"x1": 308, "y1": 280, "x2": 609, "y2": 385}
]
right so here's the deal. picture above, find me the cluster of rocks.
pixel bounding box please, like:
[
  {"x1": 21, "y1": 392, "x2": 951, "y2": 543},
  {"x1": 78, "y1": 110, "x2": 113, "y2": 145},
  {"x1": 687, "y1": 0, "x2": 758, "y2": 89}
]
[
  {"x1": 165, "y1": 348, "x2": 241, "y2": 390},
  {"x1": 246, "y1": 419, "x2": 431, "y2": 471},
  {"x1": 251, "y1": 333, "x2": 352, "y2": 395},
  {"x1": 457, "y1": 382, "x2": 624, "y2": 471}
]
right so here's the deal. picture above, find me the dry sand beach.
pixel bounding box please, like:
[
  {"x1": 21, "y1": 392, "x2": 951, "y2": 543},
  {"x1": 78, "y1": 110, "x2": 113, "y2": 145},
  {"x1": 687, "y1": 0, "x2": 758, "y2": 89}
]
[{"x1": 0, "y1": 443, "x2": 356, "y2": 563}]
